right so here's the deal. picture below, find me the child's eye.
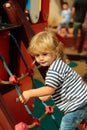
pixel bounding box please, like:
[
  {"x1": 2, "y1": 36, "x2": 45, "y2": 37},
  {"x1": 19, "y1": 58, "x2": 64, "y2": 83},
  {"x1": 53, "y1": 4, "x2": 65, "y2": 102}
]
[
  {"x1": 42, "y1": 53, "x2": 48, "y2": 56},
  {"x1": 35, "y1": 54, "x2": 39, "y2": 57}
]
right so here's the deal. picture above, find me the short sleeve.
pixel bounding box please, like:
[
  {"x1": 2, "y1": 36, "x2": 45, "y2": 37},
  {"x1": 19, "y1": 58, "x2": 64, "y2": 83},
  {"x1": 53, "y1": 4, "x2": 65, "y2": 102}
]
[{"x1": 45, "y1": 69, "x2": 64, "y2": 88}]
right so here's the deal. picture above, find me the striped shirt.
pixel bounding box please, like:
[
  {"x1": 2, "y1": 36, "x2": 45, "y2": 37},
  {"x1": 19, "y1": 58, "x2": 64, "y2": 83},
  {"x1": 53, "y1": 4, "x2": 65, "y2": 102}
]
[{"x1": 45, "y1": 58, "x2": 87, "y2": 114}]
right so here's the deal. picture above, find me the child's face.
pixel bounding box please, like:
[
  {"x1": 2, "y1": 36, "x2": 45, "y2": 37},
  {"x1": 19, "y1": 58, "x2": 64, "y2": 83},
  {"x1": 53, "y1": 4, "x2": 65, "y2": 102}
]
[
  {"x1": 62, "y1": 4, "x2": 68, "y2": 10},
  {"x1": 34, "y1": 51, "x2": 57, "y2": 67}
]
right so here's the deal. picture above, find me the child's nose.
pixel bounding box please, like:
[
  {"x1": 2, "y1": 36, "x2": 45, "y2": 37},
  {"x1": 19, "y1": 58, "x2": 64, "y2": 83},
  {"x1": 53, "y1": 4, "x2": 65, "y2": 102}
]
[{"x1": 39, "y1": 55, "x2": 43, "y2": 60}]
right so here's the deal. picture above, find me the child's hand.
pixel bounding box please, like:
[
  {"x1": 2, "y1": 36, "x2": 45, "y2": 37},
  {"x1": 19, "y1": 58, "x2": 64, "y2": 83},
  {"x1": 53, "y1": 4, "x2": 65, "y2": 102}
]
[{"x1": 19, "y1": 90, "x2": 30, "y2": 103}]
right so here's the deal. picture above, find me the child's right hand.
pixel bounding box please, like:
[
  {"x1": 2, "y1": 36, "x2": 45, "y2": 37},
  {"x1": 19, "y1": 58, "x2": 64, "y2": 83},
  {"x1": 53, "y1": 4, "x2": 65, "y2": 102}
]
[
  {"x1": 19, "y1": 90, "x2": 30, "y2": 103},
  {"x1": 19, "y1": 95, "x2": 25, "y2": 103}
]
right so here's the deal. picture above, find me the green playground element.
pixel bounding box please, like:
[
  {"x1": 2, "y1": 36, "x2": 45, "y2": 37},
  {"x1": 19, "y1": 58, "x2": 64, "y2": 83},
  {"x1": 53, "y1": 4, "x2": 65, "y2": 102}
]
[
  {"x1": 68, "y1": 61, "x2": 78, "y2": 68},
  {"x1": 32, "y1": 79, "x2": 63, "y2": 130}
]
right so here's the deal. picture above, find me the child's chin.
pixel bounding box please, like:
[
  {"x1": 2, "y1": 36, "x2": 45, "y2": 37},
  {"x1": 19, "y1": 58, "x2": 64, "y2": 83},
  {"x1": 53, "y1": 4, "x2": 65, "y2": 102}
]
[{"x1": 40, "y1": 64, "x2": 47, "y2": 67}]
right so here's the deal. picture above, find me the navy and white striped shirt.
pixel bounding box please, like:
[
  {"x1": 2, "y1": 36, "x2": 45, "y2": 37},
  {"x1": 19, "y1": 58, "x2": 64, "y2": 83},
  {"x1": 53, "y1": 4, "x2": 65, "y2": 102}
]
[{"x1": 45, "y1": 58, "x2": 87, "y2": 113}]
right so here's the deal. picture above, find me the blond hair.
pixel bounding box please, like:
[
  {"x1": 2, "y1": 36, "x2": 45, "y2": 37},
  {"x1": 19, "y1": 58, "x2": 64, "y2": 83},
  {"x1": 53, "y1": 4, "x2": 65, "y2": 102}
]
[{"x1": 28, "y1": 31, "x2": 66, "y2": 62}]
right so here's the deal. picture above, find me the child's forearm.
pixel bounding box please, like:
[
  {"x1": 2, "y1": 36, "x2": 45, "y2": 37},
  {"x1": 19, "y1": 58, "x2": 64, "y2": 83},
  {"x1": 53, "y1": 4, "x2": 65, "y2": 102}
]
[
  {"x1": 19, "y1": 86, "x2": 55, "y2": 103},
  {"x1": 26, "y1": 86, "x2": 55, "y2": 98}
]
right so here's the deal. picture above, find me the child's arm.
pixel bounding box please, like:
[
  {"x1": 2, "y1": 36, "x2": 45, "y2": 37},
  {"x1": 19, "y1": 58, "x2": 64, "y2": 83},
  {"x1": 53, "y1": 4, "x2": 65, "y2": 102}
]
[{"x1": 19, "y1": 86, "x2": 55, "y2": 103}]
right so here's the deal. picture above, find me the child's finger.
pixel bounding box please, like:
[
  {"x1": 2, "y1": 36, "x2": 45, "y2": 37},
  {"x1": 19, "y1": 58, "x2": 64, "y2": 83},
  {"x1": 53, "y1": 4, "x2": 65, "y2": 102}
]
[{"x1": 19, "y1": 95, "x2": 25, "y2": 103}]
